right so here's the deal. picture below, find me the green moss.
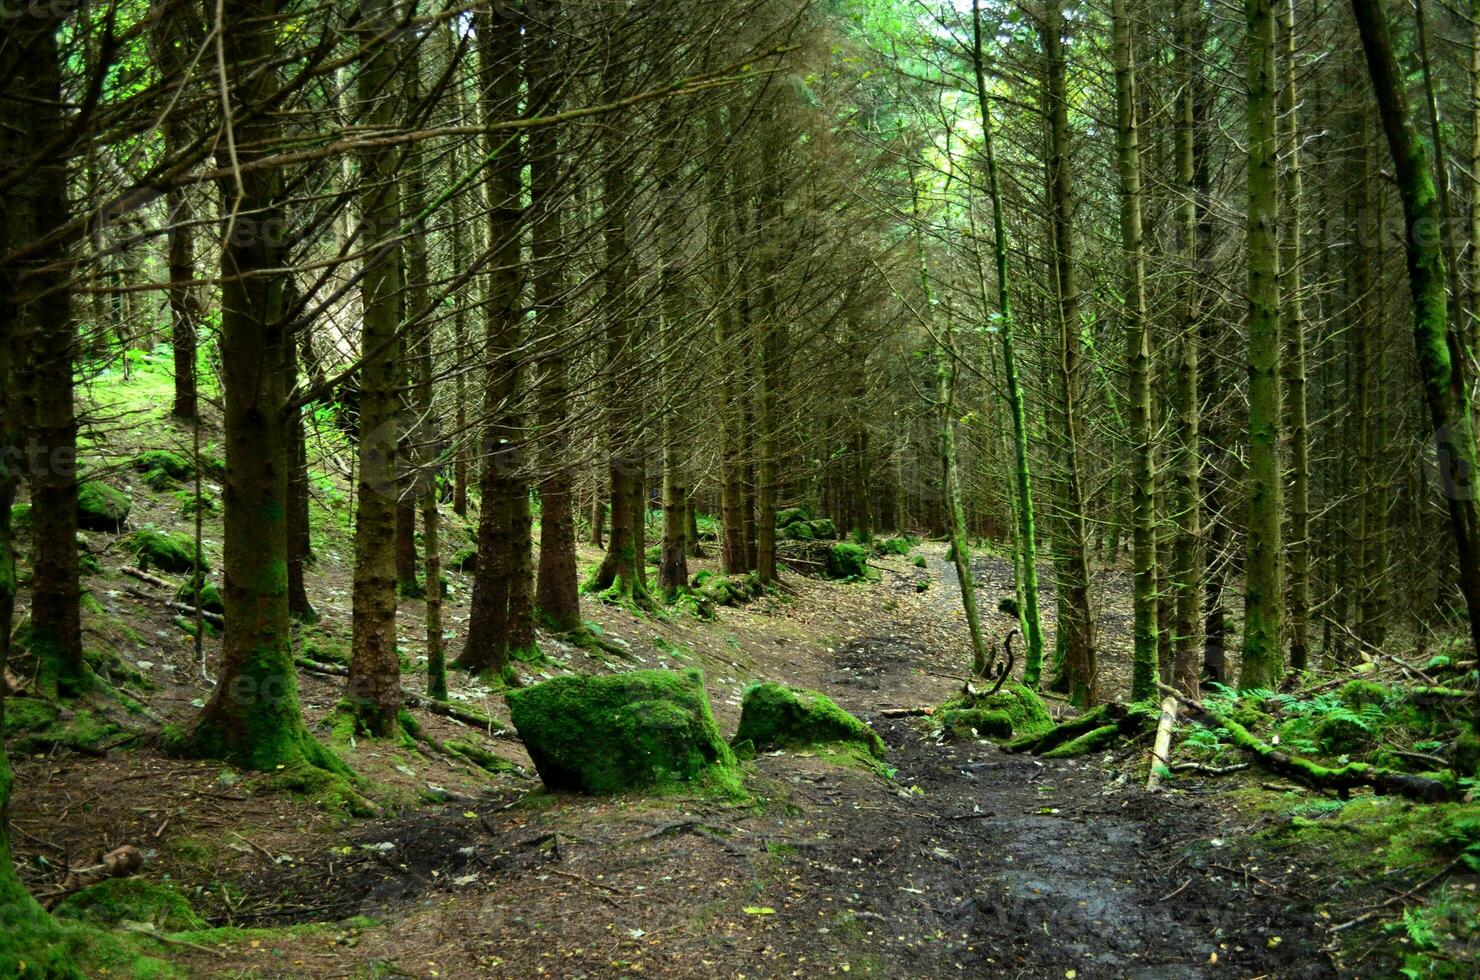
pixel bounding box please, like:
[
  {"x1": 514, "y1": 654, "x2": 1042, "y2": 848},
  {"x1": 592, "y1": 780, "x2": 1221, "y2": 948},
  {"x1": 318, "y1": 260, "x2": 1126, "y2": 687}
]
[
  {"x1": 775, "y1": 507, "x2": 812, "y2": 528},
  {"x1": 942, "y1": 682, "x2": 1053, "y2": 743},
  {"x1": 126, "y1": 527, "x2": 207, "y2": 575},
  {"x1": 873, "y1": 537, "x2": 911, "y2": 556},
  {"x1": 0, "y1": 899, "x2": 178, "y2": 979},
  {"x1": 1339, "y1": 680, "x2": 1392, "y2": 712},
  {"x1": 76, "y1": 481, "x2": 131, "y2": 532},
  {"x1": 912, "y1": 555, "x2": 927, "y2": 569},
  {"x1": 2, "y1": 696, "x2": 61, "y2": 735},
  {"x1": 1040, "y1": 723, "x2": 1121, "y2": 758},
  {"x1": 506, "y1": 668, "x2": 740, "y2": 795},
  {"x1": 940, "y1": 707, "x2": 1013, "y2": 741},
  {"x1": 734, "y1": 682, "x2": 886, "y2": 759},
  {"x1": 783, "y1": 521, "x2": 815, "y2": 541},
  {"x1": 449, "y1": 545, "x2": 477, "y2": 572},
  {"x1": 130, "y1": 450, "x2": 194, "y2": 482},
  {"x1": 11, "y1": 502, "x2": 31, "y2": 531},
  {"x1": 1453, "y1": 730, "x2": 1480, "y2": 777},
  {"x1": 824, "y1": 542, "x2": 871, "y2": 580},
  {"x1": 807, "y1": 518, "x2": 838, "y2": 540},
  {"x1": 172, "y1": 489, "x2": 218, "y2": 516},
  {"x1": 173, "y1": 575, "x2": 223, "y2": 614},
  {"x1": 54, "y1": 878, "x2": 205, "y2": 932}
]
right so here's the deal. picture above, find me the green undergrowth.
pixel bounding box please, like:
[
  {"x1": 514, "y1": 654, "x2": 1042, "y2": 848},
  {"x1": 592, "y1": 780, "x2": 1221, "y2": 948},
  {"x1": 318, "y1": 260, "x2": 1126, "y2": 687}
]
[
  {"x1": 1237, "y1": 789, "x2": 1480, "y2": 976},
  {"x1": 0, "y1": 899, "x2": 177, "y2": 979}
]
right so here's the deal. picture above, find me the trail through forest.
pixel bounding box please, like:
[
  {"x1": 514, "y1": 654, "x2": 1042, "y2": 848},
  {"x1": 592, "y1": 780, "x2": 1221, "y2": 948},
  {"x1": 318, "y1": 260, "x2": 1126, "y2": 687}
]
[{"x1": 27, "y1": 552, "x2": 1340, "y2": 979}]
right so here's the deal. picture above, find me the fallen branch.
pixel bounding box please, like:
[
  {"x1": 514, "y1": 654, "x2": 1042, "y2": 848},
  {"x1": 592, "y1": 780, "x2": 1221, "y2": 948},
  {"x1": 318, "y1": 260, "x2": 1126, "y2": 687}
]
[
  {"x1": 1156, "y1": 683, "x2": 1452, "y2": 803},
  {"x1": 295, "y1": 657, "x2": 347, "y2": 677},
  {"x1": 879, "y1": 706, "x2": 935, "y2": 718},
  {"x1": 1331, "y1": 858, "x2": 1463, "y2": 932},
  {"x1": 121, "y1": 585, "x2": 223, "y2": 628},
  {"x1": 120, "y1": 566, "x2": 175, "y2": 590},
  {"x1": 404, "y1": 692, "x2": 508, "y2": 734},
  {"x1": 1145, "y1": 696, "x2": 1179, "y2": 791}
]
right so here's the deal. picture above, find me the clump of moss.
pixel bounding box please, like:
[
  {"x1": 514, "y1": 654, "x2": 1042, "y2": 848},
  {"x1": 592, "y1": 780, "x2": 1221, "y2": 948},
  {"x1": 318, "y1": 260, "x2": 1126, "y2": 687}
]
[
  {"x1": 912, "y1": 554, "x2": 927, "y2": 569},
  {"x1": 173, "y1": 575, "x2": 223, "y2": 614},
  {"x1": 824, "y1": 542, "x2": 872, "y2": 580},
  {"x1": 941, "y1": 682, "x2": 1053, "y2": 743},
  {"x1": 734, "y1": 682, "x2": 886, "y2": 759},
  {"x1": 0, "y1": 898, "x2": 176, "y2": 979},
  {"x1": 507, "y1": 668, "x2": 740, "y2": 795},
  {"x1": 699, "y1": 572, "x2": 766, "y2": 607},
  {"x1": 77, "y1": 481, "x2": 131, "y2": 532},
  {"x1": 449, "y1": 544, "x2": 477, "y2": 572},
  {"x1": 808, "y1": 518, "x2": 838, "y2": 540},
  {"x1": 873, "y1": 537, "x2": 912, "y2": 557},
  {"x1": 11, "y1": 502, "x2": 31, "y2": 531},
  {"x1": 131, "y1": 450, "x2": 194, "y2": 483},
  {"x1": 3, "y1": 697, "x2": 124, "y2": 755},
  {"x1": 127, "y1": 527, "x2": 207, "y2": 574},
  {"x1": 940, "y1": 707, "x2": 1013, "y2": 741},
  {"x1": 54, "y1": 878, "x2": 205, "y2": 932},
  {"x1": 775, "y1": 506, "x2": 813, "y2": 529},
  {"x1": 783, "y1": 521, "x2": 815, "y2": 541}
]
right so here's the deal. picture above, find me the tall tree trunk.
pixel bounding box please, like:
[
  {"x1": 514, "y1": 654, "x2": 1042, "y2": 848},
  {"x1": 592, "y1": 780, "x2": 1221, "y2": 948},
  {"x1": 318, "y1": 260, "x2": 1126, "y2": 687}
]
[
  {"x1": 709, "y1": 126, "x2": 748, "y2": 574},
  {"x1": 285, "y1": 311, "x2": 316, "y2": 623},
  {"x1": 1278, "y1": 0, "x2": 1311, "y2": 673},
  {"x1": 462, "y1": 7, "x2": 531, "y2": 670},
  {"x1": 973, "y1": 0, "x2": 1045, "y2": 684},
  {"x1": 1171, "y1": 0, "x2": 1205, "y2": 698},
  {"x1": 347, "y1": 0, "x2": 405, "y2": 736},
  {"x1": 530, "y1": 8, "x2": 581, "y2": 633},
  {"x1": 1042, "y1": 0, "x2": 1098, "y2": 707},
  {"x1": 1239, "y1": 0, "x2": 1285, "y2": 692},
  {"x1": 1112, "y1": 0, "x2": 1160, "y2": 701},
  {"x1": 183, "y1": 0, "x2": 349, "y2": 782},
  {"x1": 754, "y1": 135, "x2": 785, "y2": 587},
  {"x1": 657, "y1": 150, "x2": 691, "y2": 595},
  {"x1": 589, "y1": 42, "x2": 649, "y2": 605},
  {"x1": 1352, "y1": 0, "x2": 1480, "y2": 721},
  {"x1": 15, "y1": 18, "x2": 82, "y2": 698}
]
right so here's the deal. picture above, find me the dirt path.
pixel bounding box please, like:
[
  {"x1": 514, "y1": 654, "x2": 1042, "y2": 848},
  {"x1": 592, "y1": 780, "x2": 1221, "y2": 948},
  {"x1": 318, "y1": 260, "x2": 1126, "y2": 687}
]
[{"x1": 135, "y1": 549, "x2": 1337, "y2": 978}]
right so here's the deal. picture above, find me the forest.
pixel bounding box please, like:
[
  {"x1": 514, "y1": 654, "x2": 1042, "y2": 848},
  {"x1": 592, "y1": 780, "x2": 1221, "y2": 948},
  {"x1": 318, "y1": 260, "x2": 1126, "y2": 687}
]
[{"x1": 2, "y1": 0, "x2": 1480, "y2": 975}]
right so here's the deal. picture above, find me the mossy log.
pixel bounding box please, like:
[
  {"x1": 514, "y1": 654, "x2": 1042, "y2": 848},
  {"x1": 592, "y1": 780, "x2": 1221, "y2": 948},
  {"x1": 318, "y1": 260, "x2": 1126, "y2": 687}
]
[
  {"x1": 1159, "y1": 684, "x2": 1453, "y2": 802},
  {"x1": 1006, "y1": 702, "x2": 1153, "y2": 756}
]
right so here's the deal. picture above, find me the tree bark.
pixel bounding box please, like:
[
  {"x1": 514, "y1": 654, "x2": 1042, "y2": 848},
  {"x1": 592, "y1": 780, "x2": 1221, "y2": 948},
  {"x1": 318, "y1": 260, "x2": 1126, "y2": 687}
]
[
  {"x1": 347, "y1": 0, "x2": 406, "y2": 736},
  {"x1": 1239, "y1": 0, "x2": 1285, "y2": 692},
  {"x1": 1112, "y1": 0, "x2": 1160, "y2": 701},
  {"x1": 1352, "y1": 0, "x2": 1480, "y2": 723}
]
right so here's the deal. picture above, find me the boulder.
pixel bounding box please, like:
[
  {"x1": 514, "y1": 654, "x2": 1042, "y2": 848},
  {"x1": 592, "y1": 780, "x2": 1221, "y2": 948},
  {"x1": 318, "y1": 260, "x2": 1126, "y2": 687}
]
[
  {"x1": 775, "y1": 506, "x2": 812, "y2": 529},
  {"x1": 807, "y1": 518, "x2": 839, "y2": 540},
  {"x1": 824, "y1": 542, "x2": 869, "y2": 580},
  {"x1": 128, "y1": 527, "x2": 207, "y2": 574},
  {"x1": 734, "y1": 682, "x2": 885, "y2": 758},
  {"x1": 507, "y1": 669, "x2": 738, "y2": 794},
  {"x1": 77, "y1": 481, "x2": 131, "y2": 532}
]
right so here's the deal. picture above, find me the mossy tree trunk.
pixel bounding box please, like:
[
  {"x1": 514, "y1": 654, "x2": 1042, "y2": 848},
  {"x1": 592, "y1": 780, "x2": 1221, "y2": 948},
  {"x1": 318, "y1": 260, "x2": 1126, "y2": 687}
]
[
  {"x1": 1277, "y1": 0, "x2": 1311, "y2": 673},
  {"x1": 1112, "y1": 0, "x2": 1160, "y2": 701},
  {"x1": 1352, "y1": 0, "x2": 1480, "y2": 724},
  {"x1": 530, "y1": 9, "x2": 581, "y2": 634},
  {"x1": 183, "y1": 0, "x2": 349, "y2": 781},
  {"x1": 1170, "y1": 0, "x2": 1205, "y2": 698},
  {"x1": 1239, "y1": 0, "x2": 1285, "y2": 692},
  {"x1": 347, "y1": 0, "x2": 405, "y2": 736},
  {"x1": 1041, "y1": 0, "x2": 1098, "y2": 707},
  {"x1": 973, "y1": 0, "x2": 1045, "y2": 686},
  {"x1": 14, "y1": 17, "x2": 83, "y2": 698},
  {"x1": 463, "y1": 6, "x2": 533, "y2": 669}
]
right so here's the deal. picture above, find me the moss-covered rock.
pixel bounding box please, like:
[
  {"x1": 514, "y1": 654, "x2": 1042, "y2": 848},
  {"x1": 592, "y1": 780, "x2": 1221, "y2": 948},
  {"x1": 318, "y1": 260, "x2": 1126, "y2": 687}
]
[
  {"x1": 940, "y1": 707, "x2": 1013, "y2": 741},
  {"x1": 11, "y1": 502, "x2": 31, "y2": 532},
  {"x1": 874, "y1": 536, "x2": 911, "y2": 556},
  {"x1": 54, "y1": 878, "x2": 204, "y2": 932},
  {"x1": 808, "y1": 518, "x2": 838, "y2": 540},
  {"x1": 824, "y1": 542, "x2": 870, "y2": 580},
  {"x1": 449, "y1": 544, "x2": 477, "y2": 572},
  {"x1": 507, "y1": 669, "x2": 738, "y2": 795},
  {"x1": 775, "y1": 507, "x2": 812, "y2": 529},
  {"x1": 131, "y1": 450, "x2": 194, "y2": 482},
  {"x1": 1453, "y1": 730, "x2": 1480, "y2": 777},
  {"x1": 734, "y1": 682, "x2": 886, "y2": 759},
  {"x1": 127, "y1": 527, "x2": 207, "y2": 574},
  {"x1": 77, "y1": 481, "x2": 131, "y2": 532},
  {"x1": 942, "y1": 682, "x2": 1053, "y2": 743},
  {"x1": 783, "y1": 521, "x2": 815, "y2": 541}
]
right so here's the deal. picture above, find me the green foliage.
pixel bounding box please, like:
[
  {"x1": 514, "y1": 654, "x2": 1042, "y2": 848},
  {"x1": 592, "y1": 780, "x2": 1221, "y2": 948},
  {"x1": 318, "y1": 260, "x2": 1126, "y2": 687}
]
[
  {"x1": 506, "y1": 669, "x2": 740, "y2": 795},
  {"x1": 734, "y1": 682, "x2": 886, "y2": 759}
]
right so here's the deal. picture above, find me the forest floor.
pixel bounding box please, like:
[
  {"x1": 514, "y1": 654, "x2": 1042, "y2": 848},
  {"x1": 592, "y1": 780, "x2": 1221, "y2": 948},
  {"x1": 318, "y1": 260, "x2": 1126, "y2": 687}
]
[{"x1": 5, "y1": 359, "x2": 1464, "y2": 977}]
